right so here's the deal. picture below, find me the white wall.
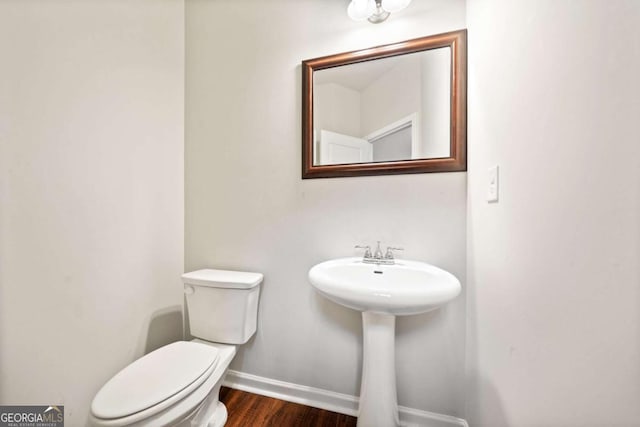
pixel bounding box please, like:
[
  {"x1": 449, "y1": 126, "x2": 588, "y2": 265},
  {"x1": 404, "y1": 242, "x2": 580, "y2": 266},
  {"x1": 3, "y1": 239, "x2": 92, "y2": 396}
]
[
  {"x1": 186, "y1": 0, "x2": 467, "y2": 417},
  {"x1": 466, "y1": 0, "x2": 640, "y2": 425},
  {"x1": 0, "y1": 1, "x2": 184, "y2": 424}
]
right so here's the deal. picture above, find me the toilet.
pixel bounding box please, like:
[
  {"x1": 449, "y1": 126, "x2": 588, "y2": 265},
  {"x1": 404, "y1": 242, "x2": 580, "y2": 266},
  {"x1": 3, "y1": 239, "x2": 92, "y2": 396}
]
[{"x1": 89, "y1": 269, "x2": 263, "y2": 427}]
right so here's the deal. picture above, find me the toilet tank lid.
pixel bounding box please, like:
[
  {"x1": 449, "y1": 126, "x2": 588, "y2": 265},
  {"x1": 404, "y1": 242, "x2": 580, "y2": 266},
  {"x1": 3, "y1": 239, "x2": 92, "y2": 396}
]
[{"x1": 182, "y1": 269, "x2": 263, "y2": 289}]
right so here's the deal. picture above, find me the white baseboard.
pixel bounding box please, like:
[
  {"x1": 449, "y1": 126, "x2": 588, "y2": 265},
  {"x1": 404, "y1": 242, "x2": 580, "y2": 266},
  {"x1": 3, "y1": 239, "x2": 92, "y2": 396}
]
[{"x1": 223, "y1": 369, "x2": 468, "y2": 427}]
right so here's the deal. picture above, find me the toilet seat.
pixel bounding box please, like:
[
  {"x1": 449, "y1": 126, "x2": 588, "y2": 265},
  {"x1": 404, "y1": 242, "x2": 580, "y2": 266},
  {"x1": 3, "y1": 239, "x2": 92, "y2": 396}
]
[{"x1": 91, "y1": 341, "x2": 219, "y2": 426}]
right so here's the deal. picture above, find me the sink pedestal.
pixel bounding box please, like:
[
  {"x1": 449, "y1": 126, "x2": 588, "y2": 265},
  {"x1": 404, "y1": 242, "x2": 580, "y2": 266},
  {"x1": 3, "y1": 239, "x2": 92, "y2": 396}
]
[
  {"x1": 308, "y1": 257, "x2": 462, "y2": 427},
  {"x1": 358, "y1": 311, "x2": 400, "y2": 427}
]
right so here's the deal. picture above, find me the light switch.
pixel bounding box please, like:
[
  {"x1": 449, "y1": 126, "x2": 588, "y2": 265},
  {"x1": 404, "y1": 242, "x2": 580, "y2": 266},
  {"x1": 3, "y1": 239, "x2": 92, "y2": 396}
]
[{"x1": 488, "y1": 165, "x2": 499, "y2": 202}]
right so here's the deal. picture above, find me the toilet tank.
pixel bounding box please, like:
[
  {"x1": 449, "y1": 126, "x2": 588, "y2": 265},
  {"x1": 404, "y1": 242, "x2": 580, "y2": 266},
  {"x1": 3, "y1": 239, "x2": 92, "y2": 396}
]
[{"x1": 182, "y1": 269, "x2": 263, "y2": 344}]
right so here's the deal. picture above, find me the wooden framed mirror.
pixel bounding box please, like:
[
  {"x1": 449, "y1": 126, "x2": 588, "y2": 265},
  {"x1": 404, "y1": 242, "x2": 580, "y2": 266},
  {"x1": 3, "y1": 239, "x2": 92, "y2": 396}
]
[{"x1": 302, "y1": 29, "x2": 466, "y2": 179}]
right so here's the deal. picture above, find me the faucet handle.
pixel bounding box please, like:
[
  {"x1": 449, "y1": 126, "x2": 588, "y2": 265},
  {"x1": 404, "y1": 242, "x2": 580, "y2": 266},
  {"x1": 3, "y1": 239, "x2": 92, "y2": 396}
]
[
  {"x1": 384, "y1": 246, "x2": 404, "y2": 259},
  {"x1": 355, "y1": 245, "x2": 372, "y2": 258}
]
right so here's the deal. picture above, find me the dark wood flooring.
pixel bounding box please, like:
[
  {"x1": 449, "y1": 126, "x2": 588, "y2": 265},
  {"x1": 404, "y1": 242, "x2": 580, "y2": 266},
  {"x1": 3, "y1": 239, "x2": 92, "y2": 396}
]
[{"x1": 219, "y1": 387, "x2": 357, "y2": 427}]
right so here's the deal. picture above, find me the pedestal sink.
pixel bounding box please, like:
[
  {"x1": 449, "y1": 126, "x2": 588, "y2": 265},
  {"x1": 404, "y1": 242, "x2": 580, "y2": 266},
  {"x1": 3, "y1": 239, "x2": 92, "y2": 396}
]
[{"x1": 308, "y1": 257, "x2": 461, "y2": 427}]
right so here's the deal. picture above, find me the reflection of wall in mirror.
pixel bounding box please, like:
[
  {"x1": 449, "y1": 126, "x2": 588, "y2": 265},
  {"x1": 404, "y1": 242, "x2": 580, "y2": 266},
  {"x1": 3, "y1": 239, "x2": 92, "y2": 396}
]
[
  {"x1": 421, "y1": 48, "x2": 451, "y2": 158},
  {"x1": 360, "y1": 55, "x2": 421, "y2": 138},
  {"x1": 314, "y1": 83, "x2": 361, "y2": 138},
  {"x1": 361, "y1": 50, "x2": 450, "y2": 159},
  {"x1": 314, "y1": 48, "x2": 451, "y2": 162}
]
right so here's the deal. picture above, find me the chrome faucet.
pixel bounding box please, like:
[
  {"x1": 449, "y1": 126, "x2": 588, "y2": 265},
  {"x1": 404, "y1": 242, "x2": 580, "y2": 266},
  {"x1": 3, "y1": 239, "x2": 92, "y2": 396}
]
[
  {"x1": 355, "y1": 241, "x2": 404, "y2": 265},
  {"x1": 373, "y1": 241, "x2": 384, "y2": 260}
]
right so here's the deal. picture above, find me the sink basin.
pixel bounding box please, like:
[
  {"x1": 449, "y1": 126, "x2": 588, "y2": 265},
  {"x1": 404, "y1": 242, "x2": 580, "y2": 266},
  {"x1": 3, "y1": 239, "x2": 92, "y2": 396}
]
[
  {"x1": 308, "y1": 256, "x2": 461, "y2": 427},
  {"x1": 308, "y1": 257, "x2": 460, "y2": 315}
]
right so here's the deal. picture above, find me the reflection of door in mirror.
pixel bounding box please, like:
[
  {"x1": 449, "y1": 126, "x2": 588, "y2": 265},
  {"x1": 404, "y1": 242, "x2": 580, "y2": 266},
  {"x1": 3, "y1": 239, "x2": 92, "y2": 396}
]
[
  {"x1": 317, "y1": 130, "x2": 372, "y2": 165},
  {"x1": 370, "y1": 125, "x2": 412, "y2": 162},
  {"x1": 365, "y1": 113, "x2": 418, "y2": 162},
  {"x1": 312, "y1": 47, "x2": 451, "y2": 166}
]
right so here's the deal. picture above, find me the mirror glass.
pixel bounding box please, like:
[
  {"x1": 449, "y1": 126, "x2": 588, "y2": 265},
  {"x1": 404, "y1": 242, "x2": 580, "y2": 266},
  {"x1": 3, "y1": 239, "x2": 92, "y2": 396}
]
[
  {"x1": 302, "y1": 30, "x2": 466, "y2": 179},
  {"x1": 313, "y1": 47, "x2": 451, "y2": 166}
]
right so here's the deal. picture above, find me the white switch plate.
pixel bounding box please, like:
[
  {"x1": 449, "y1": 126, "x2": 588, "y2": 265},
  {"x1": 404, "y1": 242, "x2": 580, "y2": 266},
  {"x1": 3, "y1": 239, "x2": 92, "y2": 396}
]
[{"x1": 487, "y1": 165, "x2": 499, "y2": 202}]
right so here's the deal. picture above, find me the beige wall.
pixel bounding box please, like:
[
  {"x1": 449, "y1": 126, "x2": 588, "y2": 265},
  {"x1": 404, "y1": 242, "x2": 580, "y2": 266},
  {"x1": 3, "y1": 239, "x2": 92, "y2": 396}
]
[
  {"x1": 0, "y1": 1, "x2": 185, "y2": 424},
  {"x1": 186, "y1": 0, "x2": 467, "y2": 417},
  {"x1": 314, "y1": 83, "x2": 362, "y2": 138},
  {"x1": 361, "y1": 56, "x2": 422, "y2": 136},
  {"x1": 466, "y1": 0, "x2": 640, "y2": 425}
]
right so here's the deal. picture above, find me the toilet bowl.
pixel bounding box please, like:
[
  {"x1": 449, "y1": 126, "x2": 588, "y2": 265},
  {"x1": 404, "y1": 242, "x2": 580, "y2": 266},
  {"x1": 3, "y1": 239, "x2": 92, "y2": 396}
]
[{"x1": 90, "y1": 269, "x2": 263, "y2": 427}]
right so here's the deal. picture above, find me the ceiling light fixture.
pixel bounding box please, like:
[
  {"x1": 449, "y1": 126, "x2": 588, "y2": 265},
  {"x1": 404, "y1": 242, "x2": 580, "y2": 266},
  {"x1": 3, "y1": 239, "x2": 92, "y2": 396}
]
[{"x1": 347, "y1": 0, "x2": 412, "y2": 24}]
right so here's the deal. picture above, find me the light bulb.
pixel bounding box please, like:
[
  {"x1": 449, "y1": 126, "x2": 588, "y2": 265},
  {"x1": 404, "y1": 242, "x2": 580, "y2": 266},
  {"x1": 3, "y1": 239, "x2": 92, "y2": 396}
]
[
  {"x1": 381, "y1": 0, "x2": 412, "y2": 13},
  {"x1": 348, "y1": 0, "x2": 376, "y2": 21}
]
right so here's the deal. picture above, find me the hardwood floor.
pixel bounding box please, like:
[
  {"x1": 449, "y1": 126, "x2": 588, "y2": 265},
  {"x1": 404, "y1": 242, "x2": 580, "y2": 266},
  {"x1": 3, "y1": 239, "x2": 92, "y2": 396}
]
[{"x1": 219, "y1": 387, "x2": 357, "y2": 427}]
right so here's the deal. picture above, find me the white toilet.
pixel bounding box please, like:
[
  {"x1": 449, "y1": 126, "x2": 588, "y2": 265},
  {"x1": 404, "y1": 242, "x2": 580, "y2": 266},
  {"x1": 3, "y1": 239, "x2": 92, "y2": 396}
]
[{"x1": 89, "y1": 269, "x2": 263, "y2": 427}]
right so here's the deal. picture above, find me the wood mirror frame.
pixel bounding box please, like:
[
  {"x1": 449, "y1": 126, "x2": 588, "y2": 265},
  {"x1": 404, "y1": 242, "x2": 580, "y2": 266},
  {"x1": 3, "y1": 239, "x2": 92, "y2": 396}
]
[{"x1": 302, "y1": 29, "x2": 467, "y2": 179}]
